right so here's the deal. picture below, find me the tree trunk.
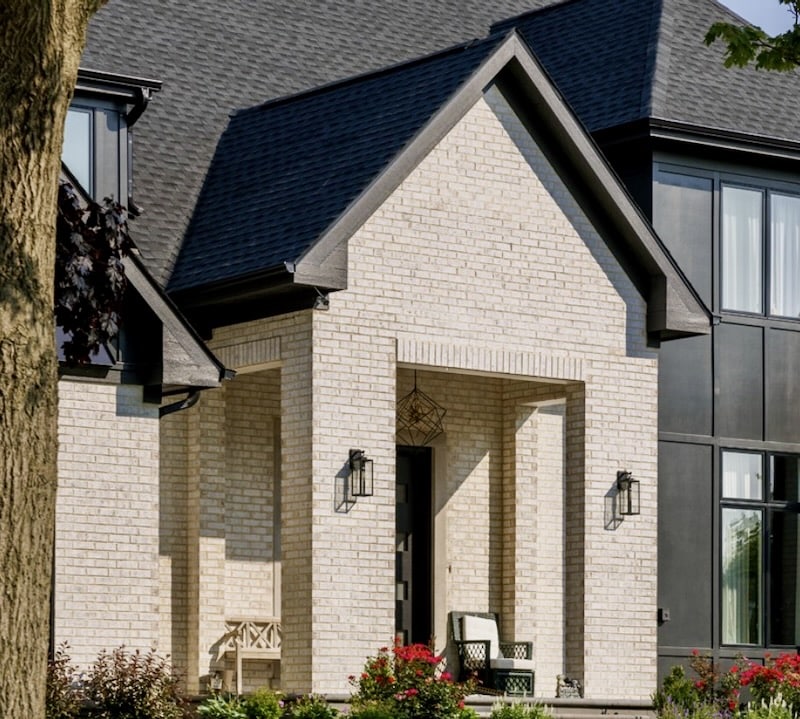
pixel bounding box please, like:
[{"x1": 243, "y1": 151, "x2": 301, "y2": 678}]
[{"x1": 0, "y1": 2, "x2": 106, "y2": 716}]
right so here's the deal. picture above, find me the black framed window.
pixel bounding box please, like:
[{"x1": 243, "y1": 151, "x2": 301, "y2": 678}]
[
  {"x1": 721, "y1": 184, "x2": 800, "y2": 319},
  {"x1": 62, "y1": 106, "x2": 93, "y2": 193},
  {"x1": 721, "y1": 450, "x2": 800, "y2": 646}
]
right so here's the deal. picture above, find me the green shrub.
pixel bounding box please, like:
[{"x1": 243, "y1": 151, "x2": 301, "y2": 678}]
[
  {"x1": 197, "y1": 693, "x2": 247, "y2": 719},
  {"x1": 654, "y1": 666, "x2": 701, "y2": 714},
  {"x1": 84, "y1": 646, "x2": 186, "y2": 719},
  {"x1": 489, "y1": 699, "x2": 552, "y2": 719},
  {"x1": 243, "y1": 689, "x2": 284, "y2": 719},
  {"x1": 284, "y1": 694, "x2": 339, "y2": 719},
  {"x1": 347, "y1": 702, "x2": 398, "y2": 719},
  {"x1": 46, "y1": 643, "x2": 82, "y2": 719}
]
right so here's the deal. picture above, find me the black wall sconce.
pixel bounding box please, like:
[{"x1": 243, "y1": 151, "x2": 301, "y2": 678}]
[
  {"x1": 616, "y1": 470, "x2": 640, "y2": 516},
  {"x1": 349, "y1": 449, "x2": 374, "y2": 498}
]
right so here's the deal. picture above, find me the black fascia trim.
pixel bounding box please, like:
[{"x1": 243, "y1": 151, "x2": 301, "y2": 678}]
[
  {"x1": 76, "y1": 68, "x2": 162, "y2": 101},
  {"x1": 182, "y1": 286, "x2": 321, "y2": 334},
  {"x1": 647, "y1": 118, "x2": 800, "y2": 162},
  {"x1": 170, "y1": 263, "x2": 307, "y2": 311}
]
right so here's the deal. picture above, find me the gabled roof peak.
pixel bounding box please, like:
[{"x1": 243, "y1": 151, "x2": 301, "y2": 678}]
[{"x1": 170, "y1": 29, "x2": 707, "y2": 338}]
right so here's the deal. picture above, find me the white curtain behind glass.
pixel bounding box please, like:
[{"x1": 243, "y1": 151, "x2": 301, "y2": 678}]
[
  {"x1": 722, "y1": 187, "x2": 763, "y2": 313},
  {"x1": 771, "y1": 193, "x2": 800, "y2": 317},
  {"x1": 722, "y1": 451, "x2": 763, "y2": 499}
]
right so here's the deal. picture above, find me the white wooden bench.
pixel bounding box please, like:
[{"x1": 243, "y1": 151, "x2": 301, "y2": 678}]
[{"x1": 217, "y1": 618, "x2": 281, "y2": 695}]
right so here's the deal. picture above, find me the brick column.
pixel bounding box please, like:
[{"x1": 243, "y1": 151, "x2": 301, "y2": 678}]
[
  {"x1": 278, "y1": 319, "x2": 314, "y2": 693},
  {"x1": 185, "y1": 385, "x2": 227, "y2": 692},
  {"x1": 564, "y1": 382, "x2": 586, "y2": 687}
]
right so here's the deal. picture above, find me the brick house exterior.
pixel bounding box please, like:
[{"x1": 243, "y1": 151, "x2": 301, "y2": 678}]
[
  {"x1": 53, "y1": 0, "x2": 800, "y2": 702},
  {"x1": 56, "y1": 22, "x2": 707, "y2": 699}
]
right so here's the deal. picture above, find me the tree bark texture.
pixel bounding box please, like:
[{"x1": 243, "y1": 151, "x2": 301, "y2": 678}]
[{"x1": 0, "y1": 2, "x2": 106, "y2": 717}]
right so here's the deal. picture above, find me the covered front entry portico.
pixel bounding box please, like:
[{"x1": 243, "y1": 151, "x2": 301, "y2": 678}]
[
  {"x1": 161, "y1": 34, "x2": 706, "y2": 696},
  {"x1": 392, "y1": 366, "x2": 584, "y2": 695}
]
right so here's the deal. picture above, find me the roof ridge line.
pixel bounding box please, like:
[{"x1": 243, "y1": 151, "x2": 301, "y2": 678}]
[
  {"x1": 491, "y1": 0, "x2": 588, "y2": 32},
  {"x1": 231, "y1": 32, "x2": 507, "y2": 119}
]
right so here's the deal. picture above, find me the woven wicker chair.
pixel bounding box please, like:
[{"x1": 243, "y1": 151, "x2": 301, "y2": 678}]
[{"x1": 448, "y1": 611, "x2": 534, "y2": 695}]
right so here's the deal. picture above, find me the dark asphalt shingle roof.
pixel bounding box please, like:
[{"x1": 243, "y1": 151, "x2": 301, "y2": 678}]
[
  {"x1": 493, "y1": 0, "x2": 661, "y2": 133},
  {"x1": 167, "y1": 34, "x2": 507, "y2": 293},
  {"x1": 82, "y1": 0, "x2": 800, "y2": 293},
  {"x1": 81, "y1": 0, "x2": 542, "y2": 285},
  {"x1": 494, "y1": 0, "x2": 800, "y2": 139}
]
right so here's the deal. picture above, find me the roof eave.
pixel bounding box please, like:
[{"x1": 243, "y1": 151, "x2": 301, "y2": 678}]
[
  {"x1": 76, "y1": 67, "x2": 163, "y2": 101},
  {"x1": 649, "y1": 118, "x2": 800, "y2": 162},
  {"x1": 123, "y1": 253, "x2": 228, "y2": 389}
]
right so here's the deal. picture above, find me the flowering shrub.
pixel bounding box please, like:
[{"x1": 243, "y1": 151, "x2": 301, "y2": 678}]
[
  {"x1": 349, "y1": 643, "x2": 476, "y2": 719},
  {"x1": 740, "y1": 654, "x2": 800, "y2": 710},
  {"x1": 654, "y1": 651, "x2": 740, "y2": 717}
]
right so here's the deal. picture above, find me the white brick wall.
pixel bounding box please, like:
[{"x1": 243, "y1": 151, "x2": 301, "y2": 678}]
[
  {"x1": 55, "y1": 379, "x2": 160, "y2": 670},
  {"x1": 166, "y1": 85, "x2": 659, "y2": 698}
]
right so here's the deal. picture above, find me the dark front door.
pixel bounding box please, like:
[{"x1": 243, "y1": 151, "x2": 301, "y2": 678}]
[{"x1": 396, "y1": 445, "x2": 433, "y2": 645}]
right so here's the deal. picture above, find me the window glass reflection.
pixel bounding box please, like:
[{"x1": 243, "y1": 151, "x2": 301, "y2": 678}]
[
  {"x1": 62, "y1": 107, "x2": 92, "y2": 192},
  {"x1": 722, "y1": 507, "x2": 762, "y2": 645}
]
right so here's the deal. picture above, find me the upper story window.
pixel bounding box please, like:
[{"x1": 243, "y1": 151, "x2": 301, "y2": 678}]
[
  {"x1": 61, "y1": 97, "x2": 127, "y2": 202},
  {"x1": 61, "y1": 70, "x2": 161, "y2": 204},
  {"x1": 62, "y1": 106, "x2": 93, "y2": 193},
  {"x1": 721, "y1": 184, "x2": 800, "y2": 318}
]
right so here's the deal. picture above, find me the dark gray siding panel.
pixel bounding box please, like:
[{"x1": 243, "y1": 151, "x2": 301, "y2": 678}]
[
  {"x1": 717, "y1": 323, "x2": 763, "y2": 440},
  {"x1": 658, "y1": 441, "x2": 713, "y2": 648},
  {"x1": 653, "y1": 170, "x2": 713, "y2": 309},
  {"x1": 658, "y1": 334, "x2": 712, "y2": 436},
  {"x1": 767, "y1": 328, "x2": 800, "y2": 443}
]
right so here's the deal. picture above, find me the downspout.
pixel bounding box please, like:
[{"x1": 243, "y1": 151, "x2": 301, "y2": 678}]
[
  {"x1": 124, "y1": 87, "x2": 152, "y2": 216},
  {"x1": 158, "y1": 370, "x2": 235, "y2": 418},
  {"x1": 159, "y1": 389, "x2": 201, "y2": 418}
]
